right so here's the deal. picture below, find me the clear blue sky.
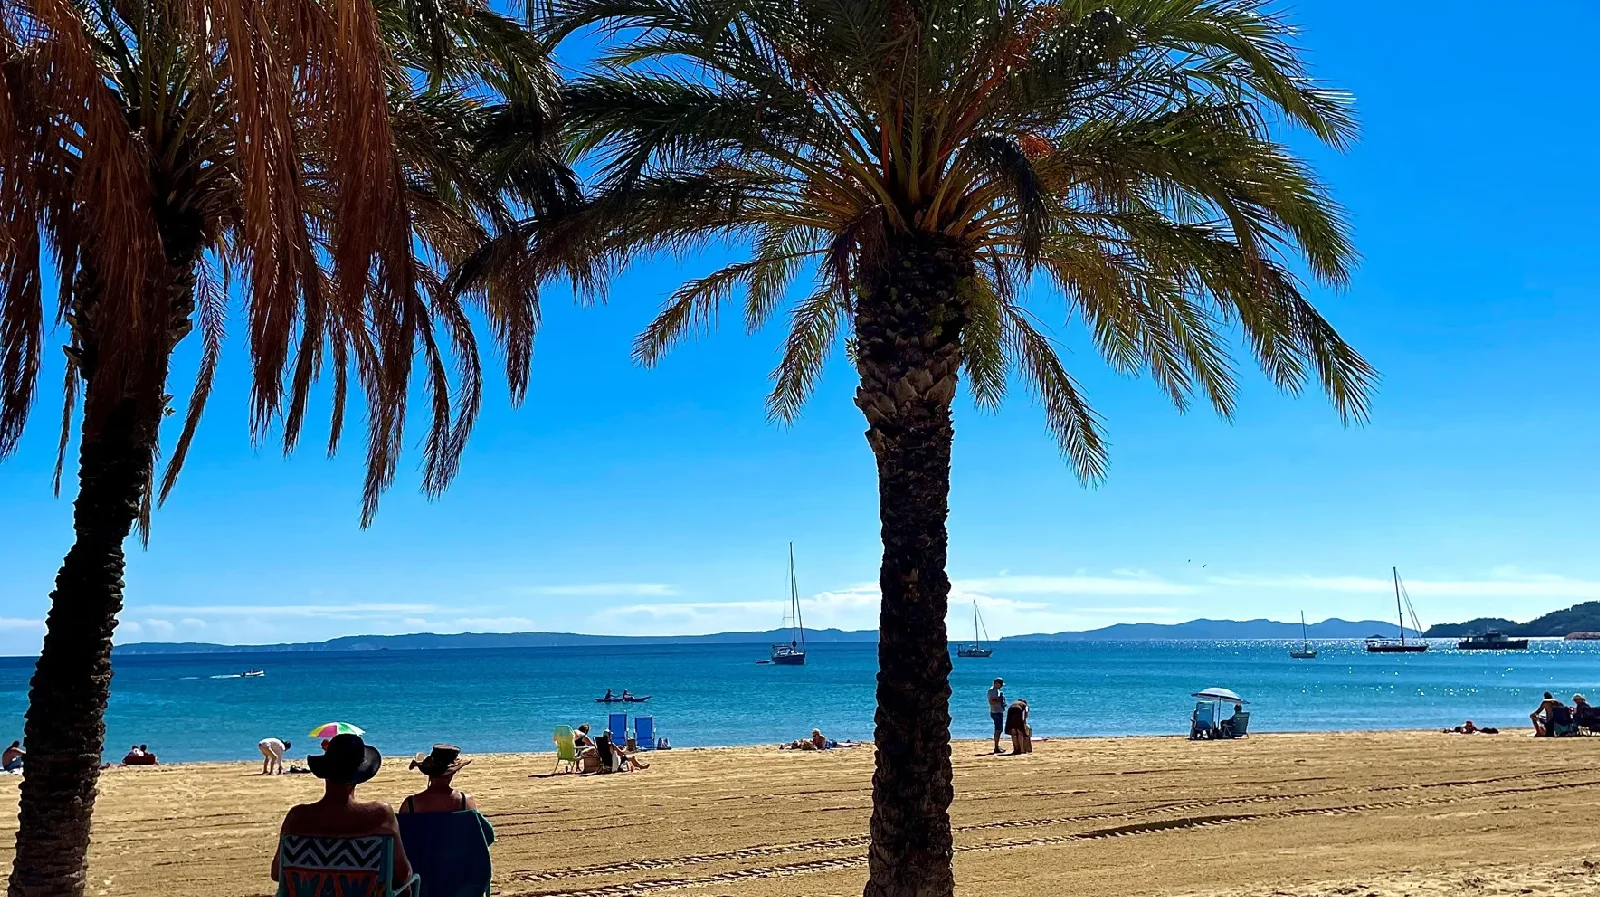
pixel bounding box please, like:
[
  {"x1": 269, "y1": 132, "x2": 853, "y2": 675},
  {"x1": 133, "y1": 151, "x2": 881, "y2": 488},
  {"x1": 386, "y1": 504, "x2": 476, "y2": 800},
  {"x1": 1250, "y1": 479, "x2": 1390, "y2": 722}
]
[{"x1": 1, "y1": 0, "x2": 1596, "y2": 655}]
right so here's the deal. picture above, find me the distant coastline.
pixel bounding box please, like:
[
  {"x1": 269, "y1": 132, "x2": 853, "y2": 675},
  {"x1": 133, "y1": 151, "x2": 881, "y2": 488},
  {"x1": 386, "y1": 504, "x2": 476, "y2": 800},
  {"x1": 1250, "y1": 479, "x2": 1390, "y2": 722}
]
[{"x1": 112, "y1": 616, "x2": 1422, "y2": 655}]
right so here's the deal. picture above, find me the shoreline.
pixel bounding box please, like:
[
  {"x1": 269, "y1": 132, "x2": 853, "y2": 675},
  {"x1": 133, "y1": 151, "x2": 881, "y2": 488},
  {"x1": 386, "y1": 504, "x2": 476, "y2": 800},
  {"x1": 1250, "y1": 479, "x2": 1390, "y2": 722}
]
[
  {"x1": 4, "y1": 729, "x2": 1597, "y2": 897},
  {"x1": 75, "y1": 729, "x2": 1536, "y2": 770}
]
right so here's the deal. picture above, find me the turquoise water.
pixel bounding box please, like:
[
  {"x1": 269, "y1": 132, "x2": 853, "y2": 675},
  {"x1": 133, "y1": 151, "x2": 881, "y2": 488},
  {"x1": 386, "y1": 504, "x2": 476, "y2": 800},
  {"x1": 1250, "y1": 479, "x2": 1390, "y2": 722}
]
[{"x1": 0, "y1": 639, "x2": 1596, "y2": 763}]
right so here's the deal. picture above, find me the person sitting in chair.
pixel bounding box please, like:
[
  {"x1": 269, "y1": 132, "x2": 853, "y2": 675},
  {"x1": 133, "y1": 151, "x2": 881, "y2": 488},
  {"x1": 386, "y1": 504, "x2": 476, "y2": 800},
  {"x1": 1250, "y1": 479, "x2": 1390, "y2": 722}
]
[
  {"x1": 3, "y1": 741, "x2": 24, "y2": 772},
  {"x1": 272, "y1": 734, "x2": 410, "y2": 889},
  {"x1": 1220, "y1": 703, "x2": 1246, "y2": 737},
  {"x1": 1531, "y1": 692, "x2": 1565, "y2": 736}
]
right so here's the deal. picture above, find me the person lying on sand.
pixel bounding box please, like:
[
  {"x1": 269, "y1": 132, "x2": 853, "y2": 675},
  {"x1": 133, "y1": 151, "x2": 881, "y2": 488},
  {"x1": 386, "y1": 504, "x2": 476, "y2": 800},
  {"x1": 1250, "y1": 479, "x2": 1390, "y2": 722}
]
[{"x1": 272, "y1": 734, "x2": 410, "y2": 886}]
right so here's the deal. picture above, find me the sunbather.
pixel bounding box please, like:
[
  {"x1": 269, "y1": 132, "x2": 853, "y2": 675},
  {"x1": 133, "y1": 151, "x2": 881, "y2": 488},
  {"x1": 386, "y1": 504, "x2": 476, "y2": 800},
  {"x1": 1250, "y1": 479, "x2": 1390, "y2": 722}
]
[
  {"x1": 593, "y1": 732, "x2": 649, "y2": 773},
  {"x1": 573, "y1": 724, "x2": 595, "y2": 749},
  {"x1": 1531, "y1": 692, "x2": 1566, "y2": 736},
  {"x1": 399, "y1": 745, "x2": 495, "y2": 897},
  {"x1": 272, "y1": 734, "x2": 410, "y2": 887},
  {"x1": 2, "y1": 740, "x2": 23, "y2": 772},
  {"x1": 783, "y1": 729, "x2": 829, "y2": 750}
]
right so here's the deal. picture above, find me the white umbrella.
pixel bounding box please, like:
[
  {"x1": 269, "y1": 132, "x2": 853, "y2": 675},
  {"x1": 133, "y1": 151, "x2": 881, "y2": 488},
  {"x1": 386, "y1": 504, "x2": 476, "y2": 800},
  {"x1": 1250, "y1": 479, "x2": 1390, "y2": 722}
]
[{"x1": 1191, "y1": 687, "x2": 1249, "y2": 704}]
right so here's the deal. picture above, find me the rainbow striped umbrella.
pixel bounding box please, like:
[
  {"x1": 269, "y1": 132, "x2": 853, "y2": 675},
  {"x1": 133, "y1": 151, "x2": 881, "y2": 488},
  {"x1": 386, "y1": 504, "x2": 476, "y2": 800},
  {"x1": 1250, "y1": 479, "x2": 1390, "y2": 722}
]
[{"x1": 309, "y1": 721, "x2": 365, "y2": 739}]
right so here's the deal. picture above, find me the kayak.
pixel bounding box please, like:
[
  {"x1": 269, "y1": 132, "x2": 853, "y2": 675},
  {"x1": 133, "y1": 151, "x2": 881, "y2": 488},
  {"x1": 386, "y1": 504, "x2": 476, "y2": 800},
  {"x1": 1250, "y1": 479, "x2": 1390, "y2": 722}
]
[{"x1": 594, "y1": 696, "x2": 651, "y2": 703}]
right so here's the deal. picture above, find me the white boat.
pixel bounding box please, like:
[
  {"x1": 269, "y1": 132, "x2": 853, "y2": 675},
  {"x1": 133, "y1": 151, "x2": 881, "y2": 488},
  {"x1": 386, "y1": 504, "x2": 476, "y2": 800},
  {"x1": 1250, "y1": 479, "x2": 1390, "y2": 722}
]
[
  {"x1": 770, "y1": 543, "x2": 807, "y2": 666},
  {"x1": 1289, "y1": 612, "x2": 1317, "y2": 659},
  {"x1": 1366, "y1": 568, "x2": 1428, "y2": 653},
  {"x1": 956, "y1": 602, "x2": 993, "y2": 658}
]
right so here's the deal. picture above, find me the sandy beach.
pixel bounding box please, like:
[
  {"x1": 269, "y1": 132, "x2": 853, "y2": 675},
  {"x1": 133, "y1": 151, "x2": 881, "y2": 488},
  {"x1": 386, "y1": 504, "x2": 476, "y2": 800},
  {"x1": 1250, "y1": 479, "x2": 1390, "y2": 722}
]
[{"x1": 1, "y1": 730, "x2": 1596, "y2": 897}]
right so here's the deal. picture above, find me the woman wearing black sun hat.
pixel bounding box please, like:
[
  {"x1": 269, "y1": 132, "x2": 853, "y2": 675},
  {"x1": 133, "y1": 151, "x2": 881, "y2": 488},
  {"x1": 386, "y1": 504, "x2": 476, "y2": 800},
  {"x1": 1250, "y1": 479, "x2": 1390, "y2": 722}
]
[{"x1": 271, "y1": 734, "x2": 412, "y2": 887}]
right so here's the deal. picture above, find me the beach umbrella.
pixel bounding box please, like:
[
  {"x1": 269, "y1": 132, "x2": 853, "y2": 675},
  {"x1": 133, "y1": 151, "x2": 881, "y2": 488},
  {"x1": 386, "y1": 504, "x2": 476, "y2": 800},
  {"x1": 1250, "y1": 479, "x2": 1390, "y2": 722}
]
[
  {"x1": 309, "y1": 722, "x2": 365, "y2": 739},
  {"x1": 1191, "y1": 688, "x2": 1248, "y2": 704}
]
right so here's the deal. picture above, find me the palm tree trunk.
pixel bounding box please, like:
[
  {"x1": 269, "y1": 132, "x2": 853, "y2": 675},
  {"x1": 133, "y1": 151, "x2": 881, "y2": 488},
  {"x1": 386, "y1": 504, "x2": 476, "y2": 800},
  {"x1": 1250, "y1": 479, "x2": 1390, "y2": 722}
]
[
  {"x1": 9, "y1": 254, "x2": 194, "y2": 897},
  {"x1": 855, "y1": 231, "x2": 972, "y2": 897}
]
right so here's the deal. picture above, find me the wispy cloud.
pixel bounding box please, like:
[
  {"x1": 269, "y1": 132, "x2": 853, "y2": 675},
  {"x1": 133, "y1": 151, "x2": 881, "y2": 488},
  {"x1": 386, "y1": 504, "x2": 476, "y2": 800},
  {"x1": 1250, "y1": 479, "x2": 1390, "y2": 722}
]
[
  {"x1": 521, "y1": 583, "x2": 678, "y2": 597},
  {"x1": 1209, "y1": 573, "x2": 1600, "y2": 599},
  {"x1": 0, "y1": 618, "x2": 42, "y2": 631},
  {"x1": 954, "y1": 572, "x2": 1200, "y2": 596},
  {"x1": 127, "y1": 602, "x2": 440, "y2": 618}
]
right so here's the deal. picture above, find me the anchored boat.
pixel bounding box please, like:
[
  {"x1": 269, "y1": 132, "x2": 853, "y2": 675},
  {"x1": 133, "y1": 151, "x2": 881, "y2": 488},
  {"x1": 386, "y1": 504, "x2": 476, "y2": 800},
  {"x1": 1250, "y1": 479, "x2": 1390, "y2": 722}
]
[
  {"x1": 1366, "y1": 567, "x2": 1428, "y2": 653},
  {"x1": 770, "y1": 543, "x2": 807, "y2": 666},
  {"x1": 1457, "y1": 630, "x2": 1529, "y2": 651},
  {"x1": 956, "y1": 602, "x2": 993, "y2": 658}
]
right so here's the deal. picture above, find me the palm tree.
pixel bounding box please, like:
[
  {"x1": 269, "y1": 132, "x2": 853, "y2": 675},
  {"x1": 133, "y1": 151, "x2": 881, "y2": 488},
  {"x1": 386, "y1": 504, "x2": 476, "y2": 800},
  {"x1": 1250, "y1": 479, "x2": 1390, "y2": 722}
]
[
  {"x1": 0, "y1": 0, "x2": 567, "y2": 889},
  {"x1": 496, "y1": 0, "x2": 1375, "y2": 894}
]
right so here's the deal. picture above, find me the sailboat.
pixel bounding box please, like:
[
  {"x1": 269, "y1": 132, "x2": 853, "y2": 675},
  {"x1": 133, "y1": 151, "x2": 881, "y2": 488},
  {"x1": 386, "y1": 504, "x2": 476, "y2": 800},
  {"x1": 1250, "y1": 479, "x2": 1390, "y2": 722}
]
[
  {"x1": 956, "y1": 602, "x2": 993, "y2": 658},
  {"x1": 1365, "y1": 567, "x2": 1428, "y2": 653},
  {"x1": 769, "y1": 543, "x2": 807, "y2": 665},
  {"x1": 1288, "y1": 612, "x2": 1317, "y2": 659}
]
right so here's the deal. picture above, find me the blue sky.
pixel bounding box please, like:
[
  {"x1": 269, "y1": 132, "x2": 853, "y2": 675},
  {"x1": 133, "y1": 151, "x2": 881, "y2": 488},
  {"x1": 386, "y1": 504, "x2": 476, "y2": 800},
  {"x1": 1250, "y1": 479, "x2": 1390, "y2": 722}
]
[{"x1": 1, "y1": 0, "x2": 1597, "y2": 656}]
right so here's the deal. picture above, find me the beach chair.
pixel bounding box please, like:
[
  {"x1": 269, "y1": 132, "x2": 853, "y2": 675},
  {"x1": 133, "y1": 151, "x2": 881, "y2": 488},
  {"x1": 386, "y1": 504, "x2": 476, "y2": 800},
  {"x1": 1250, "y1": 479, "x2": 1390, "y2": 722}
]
[
  {"x1": 634, "y1": 715, "x2": 655, "y2": 750},
  {"x1": 276, "y1": 833, "x2": 419, "y2": 897},
  {"x1": 1224, "y1": 711, "x2": 1251, "y2": 738},
  {"x1": 398, "y1": 809, "x2": 495, "y2": 897},
  {"x1": 1189, "y1": 702, "x2": 1216, "y2": 740},
  {"x1": 552, "y1": 726, "x2": 577, "y2": 774},
  {"x1": 607, "y1": 711, "x2": 628, "y2": 743}
]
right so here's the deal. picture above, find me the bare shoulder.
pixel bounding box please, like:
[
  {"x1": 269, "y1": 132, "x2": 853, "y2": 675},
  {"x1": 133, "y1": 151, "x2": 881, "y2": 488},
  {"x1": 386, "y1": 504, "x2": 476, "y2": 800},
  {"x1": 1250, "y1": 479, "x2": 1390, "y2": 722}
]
[
  {"x1": 356, "y1": 800, "x2": 400, "y2": 829},
  {"x1": 279, "y1": 803, "x2": 315, "y2": 833}
]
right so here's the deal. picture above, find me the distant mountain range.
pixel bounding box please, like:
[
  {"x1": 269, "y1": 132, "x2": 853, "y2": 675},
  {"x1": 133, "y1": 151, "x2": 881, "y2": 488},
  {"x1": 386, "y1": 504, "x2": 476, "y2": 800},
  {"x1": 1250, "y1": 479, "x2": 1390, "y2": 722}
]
[
  {"x1": 1001, "y1": 618, "x2": 1420, "y2": 641},
  {"x1": 112, "y1": 616, "x2": 1423, "y2": 655},
  {"x1": 111, "y1": 628, "x2": 878, "y2": 655},
  {"x1": 1424, "y1": 602, "x2": 1600, "y2": 638}
]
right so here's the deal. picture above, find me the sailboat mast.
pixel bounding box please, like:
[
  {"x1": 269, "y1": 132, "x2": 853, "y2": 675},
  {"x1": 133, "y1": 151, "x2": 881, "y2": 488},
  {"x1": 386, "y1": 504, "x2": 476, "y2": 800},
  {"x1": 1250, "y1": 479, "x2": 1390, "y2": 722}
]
[
  {"x1": 974, "y1": 603, "x2": 981, "y2": 646},
  {"x1": 1393, "y1": 566, "x2": 1404, "y2": 645},
  {"x1": 1301, "y1": 611, "x2": 1309, "y2": 647},
  {"x1": 789, "y1": 542, "x2": 805, "y2": 649}
]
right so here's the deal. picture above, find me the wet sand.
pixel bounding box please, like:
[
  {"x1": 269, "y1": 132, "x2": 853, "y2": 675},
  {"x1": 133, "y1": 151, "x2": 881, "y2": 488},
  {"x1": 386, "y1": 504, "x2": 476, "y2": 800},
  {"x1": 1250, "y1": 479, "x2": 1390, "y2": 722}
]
[{"x1": 1, "y1": 730, "x2": 1597, "y2": 896}]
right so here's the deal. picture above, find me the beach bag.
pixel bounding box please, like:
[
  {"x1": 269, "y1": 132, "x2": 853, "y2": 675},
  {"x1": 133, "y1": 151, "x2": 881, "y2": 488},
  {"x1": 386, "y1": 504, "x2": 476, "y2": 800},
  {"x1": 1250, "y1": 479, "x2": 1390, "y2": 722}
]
[{"x1": 397, "y1": 811, "x2": 495, "y2": 897}]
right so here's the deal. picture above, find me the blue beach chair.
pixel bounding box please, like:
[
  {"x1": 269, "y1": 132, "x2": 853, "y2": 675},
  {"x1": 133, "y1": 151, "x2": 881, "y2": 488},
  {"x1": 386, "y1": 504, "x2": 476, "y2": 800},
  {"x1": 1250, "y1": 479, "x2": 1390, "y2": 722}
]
[
  {"x1": 608, "y1": 711, "x2": 628, "y2": 743},
  {"x1": 1189, "y1": 702, "x2": 1216, "y2": 740},
  {"x1": 276, "y1": 833, "x2": 419, "y2": 897},
  {"x1": 633, "y1": 715, "x2": 655, "y2": 749},
  {"x1": 398, "y1": 809, "x2": 495, "y2": 897}
]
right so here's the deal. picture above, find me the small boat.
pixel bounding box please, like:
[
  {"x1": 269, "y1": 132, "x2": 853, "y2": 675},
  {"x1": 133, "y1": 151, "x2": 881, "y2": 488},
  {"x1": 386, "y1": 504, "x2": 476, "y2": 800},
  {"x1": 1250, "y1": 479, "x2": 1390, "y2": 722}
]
[
  {"x1": 770, "y1": 543, "x2": 807, "y2": 666},
  {"x1": 1366, "y1": 567, "x2": 1428, "y2": 653},
  {"x1": 956, "y1": 602, "x2": 993, "y2": 658},
  {"x1": 1289, "y1": 612, "x2": 1317, "y2": 659},
  {"x1": 241, "y1": 669, "x2": 265, "y2": 677},
  {"x1": 1457, "y1": 630, "x2": 1529, "y2": 651},
  {"x1": 595, "y1": 695, "x2": 651, "y2": 703}
]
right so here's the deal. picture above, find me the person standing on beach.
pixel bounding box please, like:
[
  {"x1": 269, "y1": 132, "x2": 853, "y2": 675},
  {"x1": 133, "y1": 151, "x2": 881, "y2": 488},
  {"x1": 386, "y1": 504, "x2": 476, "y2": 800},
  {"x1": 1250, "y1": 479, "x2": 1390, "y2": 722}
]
[
  {"x1": 259, "y1": 737, "x2": 292, "y2": 775},
  {"x1": 987, "y1": 679, "x2": 1006, "y2": 754}
]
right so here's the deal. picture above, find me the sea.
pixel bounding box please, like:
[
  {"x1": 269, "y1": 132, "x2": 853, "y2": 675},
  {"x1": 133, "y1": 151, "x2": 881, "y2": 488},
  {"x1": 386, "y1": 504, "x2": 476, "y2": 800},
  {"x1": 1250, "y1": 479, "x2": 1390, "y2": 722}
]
[{"x1": 1, "y1": 639, "x2": 1596, "y2": 764}]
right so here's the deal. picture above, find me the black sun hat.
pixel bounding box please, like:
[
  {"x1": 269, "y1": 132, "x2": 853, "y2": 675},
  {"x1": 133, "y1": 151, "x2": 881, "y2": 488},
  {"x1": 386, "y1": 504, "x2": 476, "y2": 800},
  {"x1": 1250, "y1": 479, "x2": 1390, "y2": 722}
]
[
  {"x1": 308, "y1": 733, "x2": 382, "y2": 785},
  {"x1": 410, "y1": 744, "x2": 471, "y2": 777}
]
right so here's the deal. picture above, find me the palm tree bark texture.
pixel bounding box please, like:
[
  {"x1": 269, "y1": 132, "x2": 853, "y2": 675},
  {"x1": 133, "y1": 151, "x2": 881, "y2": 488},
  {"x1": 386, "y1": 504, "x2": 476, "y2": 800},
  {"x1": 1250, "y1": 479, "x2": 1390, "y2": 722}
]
[
  {"x1": 855, "y1": 231, "x2": 973, "y2": 897},
  {"x1": 9, "y1": 250, "x2": 197, "y2": 897}
]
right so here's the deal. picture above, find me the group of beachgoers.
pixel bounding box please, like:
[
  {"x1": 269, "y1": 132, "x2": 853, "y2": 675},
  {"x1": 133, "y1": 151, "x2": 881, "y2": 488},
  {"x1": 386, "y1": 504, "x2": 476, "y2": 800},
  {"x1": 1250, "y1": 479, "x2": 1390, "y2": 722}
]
[
  {"x1": 987, "y1": 678, "x2": 1033, "y2": 755},
  {"x1": 1530, "y1": 692, "x2": 1597, "y2": 737},
  {"x1": 273, "y1": 736, "x2": 494, "y2": 895},
  {"x1": 120, "y1": 744, "x2": 159, "y2": 765},
  {"x1": 569, "y1": 722, "x2": 651, "y2": 773}
]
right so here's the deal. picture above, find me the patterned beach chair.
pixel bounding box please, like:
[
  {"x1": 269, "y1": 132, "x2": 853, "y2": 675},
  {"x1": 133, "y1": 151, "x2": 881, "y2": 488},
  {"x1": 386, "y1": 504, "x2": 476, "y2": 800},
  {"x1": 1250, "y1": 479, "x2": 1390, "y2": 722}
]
[
  {"x1": 552, "y1": 726, "x2": 578, "y2": 774},
  {"x1": 277, "y1": 833, "x2": 419, "y2": 897}
]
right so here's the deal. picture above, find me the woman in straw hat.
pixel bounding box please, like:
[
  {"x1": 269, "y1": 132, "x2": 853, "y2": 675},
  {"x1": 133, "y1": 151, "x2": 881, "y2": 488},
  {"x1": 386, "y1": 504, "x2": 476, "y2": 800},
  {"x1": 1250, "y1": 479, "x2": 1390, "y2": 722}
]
[{"x1": 401, "y1": 744, "x2": 480, "y2": 814}]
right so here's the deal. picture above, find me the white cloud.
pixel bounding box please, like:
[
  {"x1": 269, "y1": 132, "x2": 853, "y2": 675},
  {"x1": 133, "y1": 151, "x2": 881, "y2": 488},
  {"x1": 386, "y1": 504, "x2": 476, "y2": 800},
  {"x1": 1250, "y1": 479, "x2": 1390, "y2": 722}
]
[
  {"x1": 1209, "y1": 573, "x2": 1600, "y2": 599},
  {"x1": 0, "y1": 618, "x2": 41, "y2": 631},
  {"x1": 127, "y1": 603, "x2": 440, "y2": 618},
  {"x1": 521, "y1": 583, "x2": 678, "y2": 597},
  {"x1": 144, "y1": 619, "x2": 175, "y2": 637},
  {"x1": 450, "y1": 617, "x2": 540, "y2": 630},
  {"x1": 953, "y1": 572, "x2": 1200, "y2": 596}
]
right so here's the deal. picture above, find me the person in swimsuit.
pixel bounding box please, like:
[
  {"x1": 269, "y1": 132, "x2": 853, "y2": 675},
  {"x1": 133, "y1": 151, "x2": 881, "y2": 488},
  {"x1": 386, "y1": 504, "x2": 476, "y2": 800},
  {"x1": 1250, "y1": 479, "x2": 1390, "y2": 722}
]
[
  {"x1": 2, "y1": 741, "x2": 24, "y2": 772},
  {"x1": 1531, "y1": 692, "x2": 1565, "y2": 736},
  {"x1": 259, "y1": 737, "x2": 292, "y2": 775},
  {"x1": 401, "y1": 744, "x2": 480, "y2": 814},
  {"x1": 272, "y1": 735, "x2": 409, "y2": 887}
]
